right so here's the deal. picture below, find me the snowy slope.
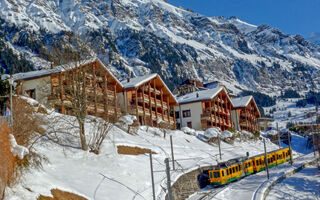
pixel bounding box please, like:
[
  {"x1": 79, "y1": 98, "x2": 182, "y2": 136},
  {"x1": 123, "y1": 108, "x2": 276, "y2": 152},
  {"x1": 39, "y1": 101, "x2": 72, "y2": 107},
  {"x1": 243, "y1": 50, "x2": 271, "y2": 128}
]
[
  {"x1": 267, "y1": 164, "x2": 320, "y2": 200},
  {"x1": 4, "y1": 111, "x2": 280, "y2": 200}
]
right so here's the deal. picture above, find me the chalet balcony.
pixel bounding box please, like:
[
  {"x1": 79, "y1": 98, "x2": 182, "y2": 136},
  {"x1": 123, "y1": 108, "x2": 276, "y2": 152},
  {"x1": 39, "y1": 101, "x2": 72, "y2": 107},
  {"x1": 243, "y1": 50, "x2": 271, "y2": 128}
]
[
  {"x1": 87, "y1": 105, "x2": 121, "y2": 116},
  {"x1": 143, "y1": 85, "x2": 161, "y2": 95},
  {"x1": 128, "y1": 106, "x2": 174, "y2": 124},
  {"x1": 134, "y1": 95, "x2": 168, "y2": 109}
]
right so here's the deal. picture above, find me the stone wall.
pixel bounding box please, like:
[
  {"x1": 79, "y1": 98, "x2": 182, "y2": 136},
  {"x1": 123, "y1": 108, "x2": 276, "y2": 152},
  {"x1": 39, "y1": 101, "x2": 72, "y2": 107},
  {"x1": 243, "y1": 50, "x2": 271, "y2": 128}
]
[{"x1": 166, "y1": 166, "x2": 212, "y2": 200}]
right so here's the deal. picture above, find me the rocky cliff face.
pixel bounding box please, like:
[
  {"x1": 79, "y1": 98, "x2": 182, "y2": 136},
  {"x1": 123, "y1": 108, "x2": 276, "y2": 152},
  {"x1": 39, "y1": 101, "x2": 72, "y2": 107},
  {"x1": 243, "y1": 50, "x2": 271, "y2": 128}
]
[{"x1": 0, "y1": 0, "x2": 320, "y2": 94}]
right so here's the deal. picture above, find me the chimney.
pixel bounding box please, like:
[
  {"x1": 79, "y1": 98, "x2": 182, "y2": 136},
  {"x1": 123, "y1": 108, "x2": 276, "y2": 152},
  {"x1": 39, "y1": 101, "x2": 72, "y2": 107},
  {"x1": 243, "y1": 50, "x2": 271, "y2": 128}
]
[
  {"x1": 50, "y1": 62, "x2": 54, "y2": 69},
  {"x1": 196, "y1": 93, "x2": 199, "y2": 98},
  {"x1": 127, "y1": 77, "x2": 130, "y2": 83}
]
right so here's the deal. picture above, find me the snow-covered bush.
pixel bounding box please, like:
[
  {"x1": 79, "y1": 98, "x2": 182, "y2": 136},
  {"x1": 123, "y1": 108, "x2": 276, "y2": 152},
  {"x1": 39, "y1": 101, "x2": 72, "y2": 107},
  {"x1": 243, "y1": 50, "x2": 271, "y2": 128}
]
[
  {"x1": 204, "y1": 127, "x2": 220, "y2": 138},
  {"x1": 181, "y1": 127, "x2": 196, "y2": 135},
  {"x1": 118, "y1": 115, "x2": 138, "y2": 134},
  {"x1": 9, "y1": 134, "x2": 29, "y2": 159},
  {"x1": 88, "y1": 118, "x2": 113, "y2": 154}
]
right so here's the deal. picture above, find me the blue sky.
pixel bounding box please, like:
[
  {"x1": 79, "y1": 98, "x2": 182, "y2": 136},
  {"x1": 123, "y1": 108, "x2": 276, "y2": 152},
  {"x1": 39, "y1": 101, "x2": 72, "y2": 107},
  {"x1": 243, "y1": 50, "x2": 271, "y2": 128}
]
[{"x1": 167, "y1": 0, "x2": 320, "y2": 37}]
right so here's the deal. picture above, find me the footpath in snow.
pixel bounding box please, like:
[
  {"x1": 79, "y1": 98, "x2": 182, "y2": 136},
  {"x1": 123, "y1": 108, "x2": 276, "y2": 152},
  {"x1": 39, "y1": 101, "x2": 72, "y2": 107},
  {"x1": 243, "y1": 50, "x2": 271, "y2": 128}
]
[
  {"x1": 211, "y1": 152, "x2": 319, "y2": 200},
  {"x1": 266, "y1": 163, "x2": 320, "y2": 200}
]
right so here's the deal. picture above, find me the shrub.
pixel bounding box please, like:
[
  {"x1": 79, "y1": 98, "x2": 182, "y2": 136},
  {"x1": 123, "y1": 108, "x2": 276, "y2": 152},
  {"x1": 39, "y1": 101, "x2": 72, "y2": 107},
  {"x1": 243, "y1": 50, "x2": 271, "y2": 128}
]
[{"x1": 253, "y1": 131, "x2": 260, "y2": 138}]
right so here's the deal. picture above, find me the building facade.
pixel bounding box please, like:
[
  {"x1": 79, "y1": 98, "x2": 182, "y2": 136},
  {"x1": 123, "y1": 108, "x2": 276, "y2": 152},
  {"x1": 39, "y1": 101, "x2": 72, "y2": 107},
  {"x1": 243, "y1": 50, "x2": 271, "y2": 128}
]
[
  {"x1": 14, "y1": 58, "x2": 124, "y2": 121},
  {"x1": 119, "y1": 74, "x2": 178, "y2": 128},
  {"x1": 231, "y1": 96, "x2": 261, "y2": 132},
  {"x1": 176, "y1": 87, "x2": 234, "y2": 131}
]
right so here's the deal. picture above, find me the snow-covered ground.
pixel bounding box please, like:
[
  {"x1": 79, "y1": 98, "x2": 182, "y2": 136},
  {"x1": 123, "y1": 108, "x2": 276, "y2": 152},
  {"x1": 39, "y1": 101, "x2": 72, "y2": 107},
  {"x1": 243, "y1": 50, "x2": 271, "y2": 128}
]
[
  {"x1": 4, "y1": 110, "x2": 279, "y2": 200},
  {"x1": 267, "y1": 164, "x2": 320, "y2": 200},
  {"x1": 264, "y1": 98, "x2": 320, "y2": 129}
]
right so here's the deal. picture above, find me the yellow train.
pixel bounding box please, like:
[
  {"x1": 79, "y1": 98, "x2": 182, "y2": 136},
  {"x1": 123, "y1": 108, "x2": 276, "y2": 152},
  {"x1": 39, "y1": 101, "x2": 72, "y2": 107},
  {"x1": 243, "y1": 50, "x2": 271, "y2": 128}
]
[{"x1": 198, "y1": 147, "x2": 291, "y2": 188}]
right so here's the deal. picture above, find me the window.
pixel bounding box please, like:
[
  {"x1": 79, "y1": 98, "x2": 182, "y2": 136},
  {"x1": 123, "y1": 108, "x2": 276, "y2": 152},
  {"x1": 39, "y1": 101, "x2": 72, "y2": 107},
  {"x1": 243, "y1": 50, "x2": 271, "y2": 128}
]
[
  {"x1": 229, "y1": 168, "x2": 232, "y2": 174},
  {"x1": 222, "y1": 170, "x2": 225, "y2": 176},
  {"x1": 256, "y1": 160, "x2": 259, "y2": 166},
  {"x1": 175, "y1": 111, "x2": 180, "y2": 119},
  {"x1": 187, "y1": 121, "x2": 192, "y2": 128},
  {"x1": 232, "y1": 167, "x2": 235, "y2": 173},
  {"x1": 213, "y1": 172, "x2": 220, "y2": 178},
  {"x1": 26, "y1": 89, "x2": 36, "y2": 100},
  {"x1": 227, "y1": 169, "x2": 229, "y2": 175},
  {"x1": 176, "y1": 123, "x2": 181, "y2": 130},
  {"x1": 183, "y1": 110, "x2": 191, "y2": 118}
]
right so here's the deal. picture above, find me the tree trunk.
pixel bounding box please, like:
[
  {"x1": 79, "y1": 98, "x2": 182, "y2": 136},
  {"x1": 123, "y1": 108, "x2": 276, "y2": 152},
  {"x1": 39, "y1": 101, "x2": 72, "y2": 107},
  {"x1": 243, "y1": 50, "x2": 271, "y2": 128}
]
[{"x1": 79, "y1": 121, "x2": 88, "y2": 150}]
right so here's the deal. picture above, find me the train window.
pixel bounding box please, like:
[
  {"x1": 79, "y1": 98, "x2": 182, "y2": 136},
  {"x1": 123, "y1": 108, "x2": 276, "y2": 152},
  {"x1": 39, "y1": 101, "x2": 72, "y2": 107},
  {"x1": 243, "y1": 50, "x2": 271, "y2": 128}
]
[
  {"x1": 248, "y1": 162, "x2": 251, "y2": 167},
  {"x1": 222, "y1": 170, "x2": 225, "y2": 176},
  {"x1": 232, "y1": 167, "x2": 235, "y2": 173},
  {"x1": 213, "y1": 172, "x2": 220, "y2": 178},
  {"x1": 229, "y1": 168, "x2": 232, "y2": 174},
  {"x1": 239, "y1": 165, "x2": 242, "y2": 170},
  {"x1": 256, "y1": 160, "x2": 259, "y2": 166},
  {"x1": 227, "y1": 169, "x2": 229, "y2": 175},
  {"x1": 236, "y1": 166, "x2": 238, "y2": 172},
  {"x1": 283, "y1": 152, "x2": 285, "y2": 157}
]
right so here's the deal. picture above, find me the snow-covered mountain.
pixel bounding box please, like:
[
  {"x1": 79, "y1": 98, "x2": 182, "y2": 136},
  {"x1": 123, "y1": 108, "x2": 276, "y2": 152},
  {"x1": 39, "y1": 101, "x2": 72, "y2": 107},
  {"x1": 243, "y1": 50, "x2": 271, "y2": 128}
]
[
  {"x1": 1, "y1": 0, "x2": 320, "y2": 94},
  {"x1": 307, "y1": 32, "x2": 320, "y2": 46}
]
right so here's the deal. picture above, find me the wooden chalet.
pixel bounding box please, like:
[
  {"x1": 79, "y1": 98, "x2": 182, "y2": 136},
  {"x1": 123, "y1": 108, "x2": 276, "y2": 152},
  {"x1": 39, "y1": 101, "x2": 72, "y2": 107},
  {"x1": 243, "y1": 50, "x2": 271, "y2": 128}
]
[
  {"x1": 14, "y1": 58, "x2": 124, "y2": 121},
  {"x1": 176, "y1": 87, "x2": 234, "y2": 131},
  {"x1": 231, "y1": 96, "x2": 261, "y2": 132},
  {"x1": 120, "y1": 74, "x2": 178, "y2": 128},
  {"x1": 49, "y1": 59, "x2": 123, "y2": 121}
]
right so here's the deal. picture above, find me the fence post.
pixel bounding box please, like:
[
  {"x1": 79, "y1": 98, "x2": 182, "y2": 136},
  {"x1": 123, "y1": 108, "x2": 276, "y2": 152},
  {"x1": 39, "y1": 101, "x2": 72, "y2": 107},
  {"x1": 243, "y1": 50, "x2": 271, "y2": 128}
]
[
  {"x1": 277, "y1": 122, "x2": 281, "y2": 149},
  {"x1": 149, "y1": 150, "x2": 156, "y2": 200},
  {"x1": 218, "y1": 134, "x2": 222, "y2": 160},
  {"x1": 170, "y1": 135, "x2": 175, "y2": 170},
  {"x1": 263, "y1": 139, "x2": 269, "y2": 179},
  {"x1": 288, "y1": 132, "x2": 293, "y2": 165},
  {"x1": 165, "y1": 158, "x2": 173, "y2": 200},
  {"x1": 313, "y1": 134, "x2": 316, "y2": 157}
]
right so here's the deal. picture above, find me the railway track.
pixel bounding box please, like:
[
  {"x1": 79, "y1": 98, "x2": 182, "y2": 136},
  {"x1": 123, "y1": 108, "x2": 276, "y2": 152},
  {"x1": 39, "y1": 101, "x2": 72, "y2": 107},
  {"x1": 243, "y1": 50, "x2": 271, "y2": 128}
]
[{"x1": 188, "y1": 185, "x2": 227, "y2": 200}]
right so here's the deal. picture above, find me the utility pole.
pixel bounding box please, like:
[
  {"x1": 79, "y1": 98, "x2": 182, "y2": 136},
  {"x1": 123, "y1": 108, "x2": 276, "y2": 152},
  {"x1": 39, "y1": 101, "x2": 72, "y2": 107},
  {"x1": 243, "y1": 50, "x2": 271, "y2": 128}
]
[
  {"x1": 263, "y1": 139, "x2": 269, "y2": 180},
  {"x1": 288, "y1": 132, "x2": 293, "y2": 165},
  {"x1": 218, "y1": 134, "x2": 222, "y2": 160},
  {"x1": 9, "y1": 76, "x2": 13, "y2": 127},
  {"x1": 149, "y1": 150, "x2": 155, "y2": 200},
  {"x1": 165, "y1": 158, "x2": 173, "y2": 200},
  {"x1": 170, "y1": 135, "x2": 175, "y2": 170},
  {"x1": 277, "y1": 122, "x2": 281, "y2": 149},
  {"x1": 312, "y1": 134, "x2": 316, "y2": 157}
]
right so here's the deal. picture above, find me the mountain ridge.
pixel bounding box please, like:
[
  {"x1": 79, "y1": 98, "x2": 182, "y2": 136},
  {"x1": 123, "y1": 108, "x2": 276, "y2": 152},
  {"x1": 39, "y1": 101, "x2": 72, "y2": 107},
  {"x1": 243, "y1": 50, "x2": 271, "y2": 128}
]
[{"x1": 0, "y1": 0, "x2": 320, "y2": 95}]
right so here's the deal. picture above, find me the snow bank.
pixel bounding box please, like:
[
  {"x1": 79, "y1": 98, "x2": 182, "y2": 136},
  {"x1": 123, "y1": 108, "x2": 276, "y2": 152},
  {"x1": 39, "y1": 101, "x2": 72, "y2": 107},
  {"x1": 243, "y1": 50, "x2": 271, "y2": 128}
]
[
  {"x1": 119, "y1": 115, "x2": 137, "y2": 125},
  {"x1": 181, "y1": 127, "x2": 196, "y2": 135},
  {"x1": 221, "y1": 130, "x2": 233, "y2": 139},
  {"x1": 204, "y1": 127, "x2": 221, "y2": 138},
  {"x1": 9, "y1": 134, "x2": 29, "y2": 159},
  {"x1": 267, "y1": 130, "x2": 278, "y2": 136}
]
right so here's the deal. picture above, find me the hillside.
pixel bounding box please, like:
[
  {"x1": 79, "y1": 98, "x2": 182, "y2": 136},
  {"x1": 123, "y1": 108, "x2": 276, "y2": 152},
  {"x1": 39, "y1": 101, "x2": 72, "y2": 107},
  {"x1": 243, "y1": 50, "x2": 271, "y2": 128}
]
[
  {"x1": 0, "y1": 0, "x2": 320, "y2": 94},
  {"x1": 4, "y1": 98, "x2": 282, "y2": 200}
]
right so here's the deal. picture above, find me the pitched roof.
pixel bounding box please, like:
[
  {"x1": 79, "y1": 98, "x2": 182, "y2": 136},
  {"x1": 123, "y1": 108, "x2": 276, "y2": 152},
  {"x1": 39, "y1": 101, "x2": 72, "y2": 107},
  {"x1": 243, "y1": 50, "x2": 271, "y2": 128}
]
[
  {"x1": 121, "y1": 73, "x2": 178, "y2": 104},
  {"x1": 177, "y1": 87, "x2": 229, "y2": 105},
  {"x1": 231, "y1": 96, "x2": 253, "y2": 108},
  {"x1": 11, "y1": 58, "x2": 123, "y2": 86},
  {"x1": 232, "y1": 95, "x2": 261, "y2": 117},
  {"x1": 121, "y1": 73, "x2": 157, "y2": 89},
  {"x1": 13, "y1": 58, "x2": 97, "y2": 81}
]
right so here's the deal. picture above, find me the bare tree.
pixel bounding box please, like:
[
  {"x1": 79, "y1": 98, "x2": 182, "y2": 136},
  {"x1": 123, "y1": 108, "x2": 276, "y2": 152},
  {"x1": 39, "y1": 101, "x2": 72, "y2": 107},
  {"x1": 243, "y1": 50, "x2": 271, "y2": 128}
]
[{"x1": 88, "y1": 118, "x2": 113, "y2": 154}]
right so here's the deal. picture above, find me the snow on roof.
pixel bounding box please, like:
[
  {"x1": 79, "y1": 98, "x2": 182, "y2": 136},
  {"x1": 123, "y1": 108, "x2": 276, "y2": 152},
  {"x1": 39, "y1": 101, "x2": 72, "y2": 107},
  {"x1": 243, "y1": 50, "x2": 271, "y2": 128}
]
[
  {"x1": 177, "y1": 87, "x2": 225, "y2": 104},
  {"x1": 12, "y1": 58, "x2": 97, "y2": 81},
  {"x1": 12, "y1": 68, "x2": 60, "y2": 81},
  {"x1": 120, "y1": 73, "x2": 157, "y2": 89},
  {"x1": 12, "y1": 58, "x2": 122, "y2": 86},
  {"x1": 121, "y1": 73, "x2": 178, "y2": 104},
  {"x1": 231, "y1": 96, "x2": 253, "y2": 108}
]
